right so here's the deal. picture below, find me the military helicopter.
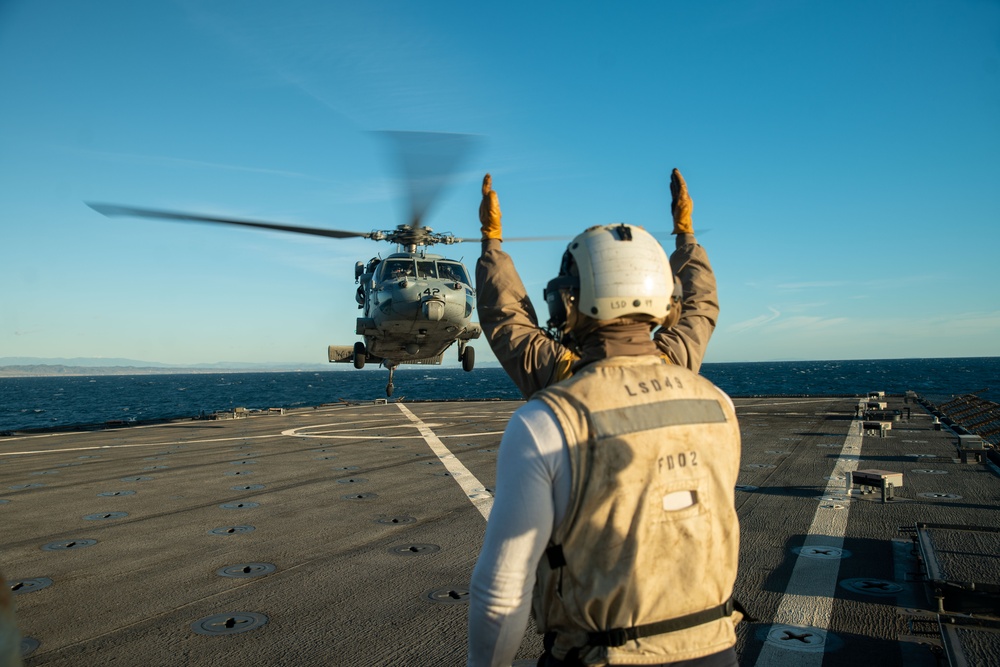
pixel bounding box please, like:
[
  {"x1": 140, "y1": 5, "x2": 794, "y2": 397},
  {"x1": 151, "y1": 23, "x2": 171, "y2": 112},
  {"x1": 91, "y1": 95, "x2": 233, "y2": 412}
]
[{"x1": 86, "y1": 132, "x2": 552, "y2": 397}]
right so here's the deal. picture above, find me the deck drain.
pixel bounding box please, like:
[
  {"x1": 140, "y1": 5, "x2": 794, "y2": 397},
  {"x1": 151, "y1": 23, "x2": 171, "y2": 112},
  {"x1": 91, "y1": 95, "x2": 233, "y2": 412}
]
[
  {"x1": 224, "y1": 470, "x2": 253, "y2": 476},
  {"x1": 216, "y1": 563, "x2": 276, "y2": 578},
  {"x1": 191, "y1": 612, "x2": 269, "y2": 636},
  {"x1": 761, "y1": 625, "x2": 840, "y2": 653},
  {"x1": 9, "y1": 483, "x2": 44, "y2": 490},
  {"x1": 120, "y1": 476, "x2": 152, "y2": 482},
  {"x1": 21, "y1": 637, "x2": 40, "y2": 657},
  {"x1": 390, "y1": 544, "x2": 440, "y2": 556},
  {"x1": 342, "y1": 492, "x2": 378, "y2": 500},
  {"x1": 424, "y1": 586, "x2": 470, "y2": 604},
  {"x1": 912, "y1": 469, "x2": 948, "y2": 475},
  {"x1": 744, "y1": 463, "x2": 775, "y2": 469},
  {"x1": 792, "y1": 546, "x2": 851, "y2": 560},
  {"x1": 336, "y1": 477, "x2": 368, "y2": 484},
  {"x1": 220, "y1": 502, "x2": 259, "y2": 510},
  {"x1": 840, "y1": 578, "x2": 903, "y2": 596},
  {"x1": 98, "y1": 490, "x2": 135, "y2": 497},
  {"x1": 332, "y1": 465, "x2": 359, "y2": 471},
  {"x1": 918, "y1": 492, "x2": 962, "y2": 500},
  {"x1": 209, "y1": 525, "x2": 255, "y2": 536},
  {"x1": 231, "y1": 484, "x2": 265, "y2": 491},
  {"x1": 377, "y1": 516, "x2": 416, "y2": 525},
  {"x1": 8, "y1": 577, "x2": 52, "y2": 595},
  {"x1": 84, "y1": 512, "x2": 128, "y2": 520},
  {"x1": 42, "y1": 539, "x2": 97, "y2": 551},
  {"x1": 735, "y1": 485, "x2": 758, "y2": 492}
]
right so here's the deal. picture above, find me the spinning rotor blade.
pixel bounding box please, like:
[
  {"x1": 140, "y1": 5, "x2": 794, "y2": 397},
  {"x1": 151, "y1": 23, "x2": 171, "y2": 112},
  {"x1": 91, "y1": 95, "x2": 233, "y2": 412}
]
[
  {"x1": 378, "y1": 131, "x2": 480, "y2": 230},
  {"x1": 86, "y1": 203, "x2": 370, "y2": 240},
  {"x1": 448, "y1": 235, "x2": 572, "y2": 243}
]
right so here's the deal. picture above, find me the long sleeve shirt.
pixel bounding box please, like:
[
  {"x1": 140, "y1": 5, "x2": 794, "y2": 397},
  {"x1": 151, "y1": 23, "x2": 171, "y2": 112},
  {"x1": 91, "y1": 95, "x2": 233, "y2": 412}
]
[{"x1": 467, "y1": 401, "x2": 569, "y2": 667}]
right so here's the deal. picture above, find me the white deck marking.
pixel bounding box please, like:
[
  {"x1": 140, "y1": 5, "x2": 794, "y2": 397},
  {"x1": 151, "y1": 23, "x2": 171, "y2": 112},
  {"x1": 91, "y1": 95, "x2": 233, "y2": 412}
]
[
  {"x1": 753, "y1": 418, "x2": 863, "y2": 666},
  {"x1": 0, "y1": 434, "x2": 284, "y2": 457},
  {"x1": 396, "y1": 403, "x2": 493, "y2": 521}
]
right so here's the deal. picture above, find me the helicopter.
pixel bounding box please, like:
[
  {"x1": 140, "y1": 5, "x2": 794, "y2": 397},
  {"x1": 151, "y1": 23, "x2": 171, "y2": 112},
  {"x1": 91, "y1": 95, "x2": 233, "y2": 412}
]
[
  {"x1": 86, "y1": 132, "x2": 552, "y2": 397},
  {"x1": 85, "y1": 200, "x2": 488, "y2": 396},
  {"x1": 330, "y1": 224, "x2": 484, "y2": 397}
]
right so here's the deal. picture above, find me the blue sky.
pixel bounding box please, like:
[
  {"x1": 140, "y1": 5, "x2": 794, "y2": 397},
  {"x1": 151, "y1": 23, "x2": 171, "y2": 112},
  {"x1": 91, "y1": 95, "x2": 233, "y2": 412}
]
[{"x1": 2, "y1": 0, "x2": 998, "y2": 367}]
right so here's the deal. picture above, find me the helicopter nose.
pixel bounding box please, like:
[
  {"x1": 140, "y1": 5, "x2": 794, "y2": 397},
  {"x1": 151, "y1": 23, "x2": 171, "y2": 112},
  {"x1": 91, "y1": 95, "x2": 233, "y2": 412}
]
[{"x1": 423, "y1": 299, "x2": 445, "y2": 322}]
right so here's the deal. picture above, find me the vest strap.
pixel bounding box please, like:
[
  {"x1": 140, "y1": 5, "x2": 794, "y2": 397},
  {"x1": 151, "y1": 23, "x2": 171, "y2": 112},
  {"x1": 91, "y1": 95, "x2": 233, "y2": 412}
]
[{"x1": 585, "y1": 598, "x2": 734, "y2": 647}]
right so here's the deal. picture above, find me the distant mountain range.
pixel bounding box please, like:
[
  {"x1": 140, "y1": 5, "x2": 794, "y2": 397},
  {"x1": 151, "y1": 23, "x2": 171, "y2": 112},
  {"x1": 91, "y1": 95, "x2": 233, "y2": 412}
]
[{"x1": 0, "y1": 357, "x2": 336, "y2": 376}]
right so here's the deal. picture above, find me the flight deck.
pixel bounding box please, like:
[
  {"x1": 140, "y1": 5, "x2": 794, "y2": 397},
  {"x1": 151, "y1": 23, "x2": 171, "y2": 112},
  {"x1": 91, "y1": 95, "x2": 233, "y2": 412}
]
[{"x1": 2, "y1": 395, "x2": 998, "y2": 666}]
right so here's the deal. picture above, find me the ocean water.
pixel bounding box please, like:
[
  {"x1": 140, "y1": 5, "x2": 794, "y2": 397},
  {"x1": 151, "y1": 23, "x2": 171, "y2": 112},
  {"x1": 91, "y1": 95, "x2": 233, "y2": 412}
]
[{"x1": 1, "y1": 357, "x2": 997, "y2": 433}]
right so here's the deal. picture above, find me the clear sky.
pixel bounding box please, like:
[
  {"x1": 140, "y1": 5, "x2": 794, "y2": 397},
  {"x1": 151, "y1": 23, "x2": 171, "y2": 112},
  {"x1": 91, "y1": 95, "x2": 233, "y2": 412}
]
[{"x1": 2, "y1": 0, "x2": 998, "y2": 367}]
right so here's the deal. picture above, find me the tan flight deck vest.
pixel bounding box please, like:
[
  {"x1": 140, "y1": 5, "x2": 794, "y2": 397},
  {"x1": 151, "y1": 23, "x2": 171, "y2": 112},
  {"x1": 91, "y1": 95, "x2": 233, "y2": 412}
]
[{"x1": 533, "y1": 355, "x2": 741, "y2": 666}]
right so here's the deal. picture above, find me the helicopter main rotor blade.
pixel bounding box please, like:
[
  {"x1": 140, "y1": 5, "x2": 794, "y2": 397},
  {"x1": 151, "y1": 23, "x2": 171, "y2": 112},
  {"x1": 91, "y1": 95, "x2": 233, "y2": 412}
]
[
  {"x1": 378, "y1": 131, "x2": 481, "y2": 230},
  {"x1": 449, "y1": 235, "x2": 572, "y2": 243},
  {"x1": 86, "y1": 203, "x2": 370, "y2": 240}
]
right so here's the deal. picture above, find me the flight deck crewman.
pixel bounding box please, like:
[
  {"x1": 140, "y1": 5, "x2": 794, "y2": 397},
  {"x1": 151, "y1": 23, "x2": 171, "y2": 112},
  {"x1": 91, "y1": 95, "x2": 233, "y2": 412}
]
[{"x1": 467, "y1": 171, "x2": 741, "y2": 667}]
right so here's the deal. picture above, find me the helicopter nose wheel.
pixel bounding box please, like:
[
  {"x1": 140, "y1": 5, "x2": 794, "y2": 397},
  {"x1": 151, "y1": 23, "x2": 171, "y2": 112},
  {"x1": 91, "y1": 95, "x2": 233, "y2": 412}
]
[
  {"x1": 353, "y1": 342, "x2": 367, "y2": 370},
  {"x1": 461, "y1": 345, "x2": 475, "y2": 372}
]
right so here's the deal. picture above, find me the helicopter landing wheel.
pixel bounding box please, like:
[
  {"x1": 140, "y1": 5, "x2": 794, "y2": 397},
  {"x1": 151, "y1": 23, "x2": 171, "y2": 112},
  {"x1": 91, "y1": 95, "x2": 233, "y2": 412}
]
[
  {"x1": 353, "y1": 342, "x2": 366, "y2": 370},
  {"x1": 461, "y1": 345, "x2": 475, "y2": 372},
  {"x1": 386, "y1": 365, "x2": 396, "y2": 397}
]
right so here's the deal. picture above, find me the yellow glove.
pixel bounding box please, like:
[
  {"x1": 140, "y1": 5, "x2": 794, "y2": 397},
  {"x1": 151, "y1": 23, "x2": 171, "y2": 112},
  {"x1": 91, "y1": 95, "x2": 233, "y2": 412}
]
[
  {"x1": 479, "y1": 173, "x2": 502, "y2": 240},
  {"x1": 670, "y1": 168, "x2": 694, "y2": 235}
]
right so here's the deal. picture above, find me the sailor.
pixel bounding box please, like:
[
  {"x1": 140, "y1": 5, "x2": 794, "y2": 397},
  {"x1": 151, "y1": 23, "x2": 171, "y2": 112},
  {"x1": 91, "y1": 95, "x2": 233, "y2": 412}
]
[
  {"x1": 474, "y1": 169, "x2": 718, "y2": 398},
  {"x1": 467, "y1": 171, "x2": 741, "y2": 666}
]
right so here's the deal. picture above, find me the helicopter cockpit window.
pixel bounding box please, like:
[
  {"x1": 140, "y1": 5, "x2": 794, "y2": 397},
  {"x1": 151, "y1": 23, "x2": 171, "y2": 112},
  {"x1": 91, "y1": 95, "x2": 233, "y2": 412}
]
[
  {"x1": 382, "y1": 259, "x2": 414, "y2": 280},
  {"x1": 416, "y1": 261, "x2": 438, "y2": 279},
  {"x1": 437, "y1": 261, "x2": 470, "y2": 285}
]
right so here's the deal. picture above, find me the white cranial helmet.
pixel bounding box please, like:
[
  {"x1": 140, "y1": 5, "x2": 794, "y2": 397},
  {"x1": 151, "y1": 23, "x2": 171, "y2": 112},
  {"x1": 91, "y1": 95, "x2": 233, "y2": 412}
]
[{"x1": 544, "y1": 224, "x2": 681, "y2": 332}]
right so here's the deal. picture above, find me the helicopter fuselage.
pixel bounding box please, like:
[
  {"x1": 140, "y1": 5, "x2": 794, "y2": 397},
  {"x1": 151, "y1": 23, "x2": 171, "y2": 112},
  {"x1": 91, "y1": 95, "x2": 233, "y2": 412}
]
[{"x1": 329, "y1": 251, "x2": 481, "y2": 372}]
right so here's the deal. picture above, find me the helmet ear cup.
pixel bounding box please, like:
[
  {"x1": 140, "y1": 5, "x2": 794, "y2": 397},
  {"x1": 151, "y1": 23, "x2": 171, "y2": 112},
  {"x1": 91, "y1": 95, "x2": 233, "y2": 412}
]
[{"x1": 544, "y1": 275, "x2": 578, "y2": 333}]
